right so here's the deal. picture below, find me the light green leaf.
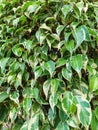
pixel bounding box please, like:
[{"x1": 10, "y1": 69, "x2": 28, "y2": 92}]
[
  {"x1": 61, "y1": 5, "x2": 72, "y2": 18},
  {"x1": 91, "y1": 111, "x2": 98, "y2": 130},
  {"x1": 22, "y1": 1, "x2": 34, "y2": 11},
  {"x1": 89, "y1": 76, "x2": 98, "y2": 92},
  {"x1": 95, "y1": 106, "x2": 98, "y2": 120},
  {"x1": 0, "y1": 92, "x2": 9, "y2": 103}
]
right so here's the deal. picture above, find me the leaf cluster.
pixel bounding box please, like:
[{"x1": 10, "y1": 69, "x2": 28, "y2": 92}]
[{"x1": 0, "y1": 0, "x2": 98, "y2": 130}]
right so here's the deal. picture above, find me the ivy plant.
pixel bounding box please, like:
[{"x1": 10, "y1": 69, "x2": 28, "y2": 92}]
[{"x1": 0, "y1": 0, "x2": 98, "y2": 130}]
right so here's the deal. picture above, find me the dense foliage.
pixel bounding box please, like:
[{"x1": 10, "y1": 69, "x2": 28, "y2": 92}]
[{"x1": 0, "y1": 0, "x2": 98, "y2": 129}]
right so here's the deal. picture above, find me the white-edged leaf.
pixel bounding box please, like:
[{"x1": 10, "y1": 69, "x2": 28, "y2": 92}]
[
  {"x1": 27, "y1": 4, "x2": 38, "y2": 14},
  {"x1": 61, "y1": 5, "x2": 72, "y2": 18},
  {"x1": 62, "y1": 68, "x2": 72, "y2": 82},
  {"x1": 67, "y1": 116, "x2": 79, "y2": 128},
  {"x1": 28, "y1": 114, "x2": 39, "y2": 130},
  {"x1": 73, "y1": 25, "x2": 90, "y2": 48},
  {"x1": 49, "y1": 93, "x2": 58, "y2": 112},
  {"x1": 40, "y1": 23, "x2": 52, "y2": 32},
  {"x1": 10, "y1": 91, "x2": 19, "y2": 104},
  {"x1": 70, "y1": 54, "x2": 83, "y2": 77},
  {"x1": 56, "y1": 58, "x2": 66, "y2": 68},
  {"x1": 74, "y1": 96, "x2": 92, "y2": 127},
  {"x1": 0, "y1": 58, "x2": 9, "y2": 73},
  {"x1": 51, "y1": 79, "x2": 60, "y2": 95},
  {"x1": 44, "y1": 60, "x2": 55, "y2": 77},
  {"x1": 56, "y1": 121, "x2": 69, "y2": 130},
  {"x1": 56, "y1": 25, "x2": 64, "y2": 36},
  {"x1": 43, "y1": 79, "x2": 51, "y2": 99},
  {"x1": 23, "y1": 97, "x2": 32, "y2": 112},
  {"x1": 66, "y1": 40, "x2": 75, "y2": 55}
]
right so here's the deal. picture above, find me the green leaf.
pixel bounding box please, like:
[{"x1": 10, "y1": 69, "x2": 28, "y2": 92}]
[
  {"x1": 0, "y1": 92, "x2": 8, "y2": 103},
  {"x1": 89, "y1": 76, "x2": 98, "y2": 92},
  {"x1": 73, "y1": 25, "x2": 90, "y2": 48},
  {"x1": 74, "y1": 96, "x2": 92, "y2": 127},
  {"x1": 56, "y1": 58, "x2": 66, "y2": 68},
  {"x1": 56, "y1": 121, "x2": 69, "y2": 130},
  {"x1": 13, "y1": 18, "x2": 19, "y2": 27},
  {"x1": 34, "y1": 66, "x2": 43, "y2": 80},
  {"x1": 62, "y1": 92, "x2": 76, "y2": 114},
  {"x1": 9, "y1": 107, "x2": 19, "y2": 122},
  {"x1": 31, "y1": 88, "x2": 39, "y2": 101},
  {"x1": 75, "y1": 2, "x2": 84, "y2": 17},
  {"x1": 49, "y1": 93, "x2": 58, "y2": 112},
  {"x1": 67, "y1": 116, "x2": 79, "y2": 129},
  {"x1": 20, "y1": 121, "x2": 28, "y2": 130},
  {"x1": 51, "y1": 79, "x2": 60, "y2": 95},
  {"x1": 40, "y1": 23, "x2": 52, "y2": 32},
  {"x1": 22, "y1": 1, "x2": 34, "y2": 11},
  {"x1": 48, "y1": 108, "x2": 56, "y2": 126},
  {"x1": 28, "y1": 114, "x2": 39, "y2": 130},
  {"x1": 62, "y1": 68, "x2": 72, "y2": 82},
  {"x1": 36, "y1": 30, "x2": 46, "y2": 45},
  {"x1": 43, "y1": 79, "x2": 51, "y2": 99},
  {"x1": 44, "y1": 60, "x2": 55, "y2": 77},
  {"x1": 70, "y1": 54, "x2": 83, "y2": 77},
  {"x1": 56, "y1": 25, "x2": 64, "y2": 36},
  {"x1": 23, "y1": 97, "x2": 32, "y2": 112},
  {"x1": 10, "y1": 91, "x2": 19, "y2": 104},
  {"x1": 59, "y1": 110, "x2": 67, "y2": 122},
  {"x1": 24, "y1": 40, "x2": 32, "y2": 52},
  {"x1": 61, "y1": 5, "x2": 72, "y2": 18},
  {"x1": 0, "y1": 58, "x2": 9, "y2": 73},
  {"x1": 12, "y1": 44, "x2": 23, "y2": 57},
  {"x1": 66, "y1": 40, "x2": 75, "y2": 55},
  {"x1": 27, "y1": 4, "x2": 38, "y2": 14},
  {"x1": 95, "y1": 106, "x2": 98, "y2": 120},
  {"x1": 91, "y1": 111, "x2": 98, "y2": 130}
]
